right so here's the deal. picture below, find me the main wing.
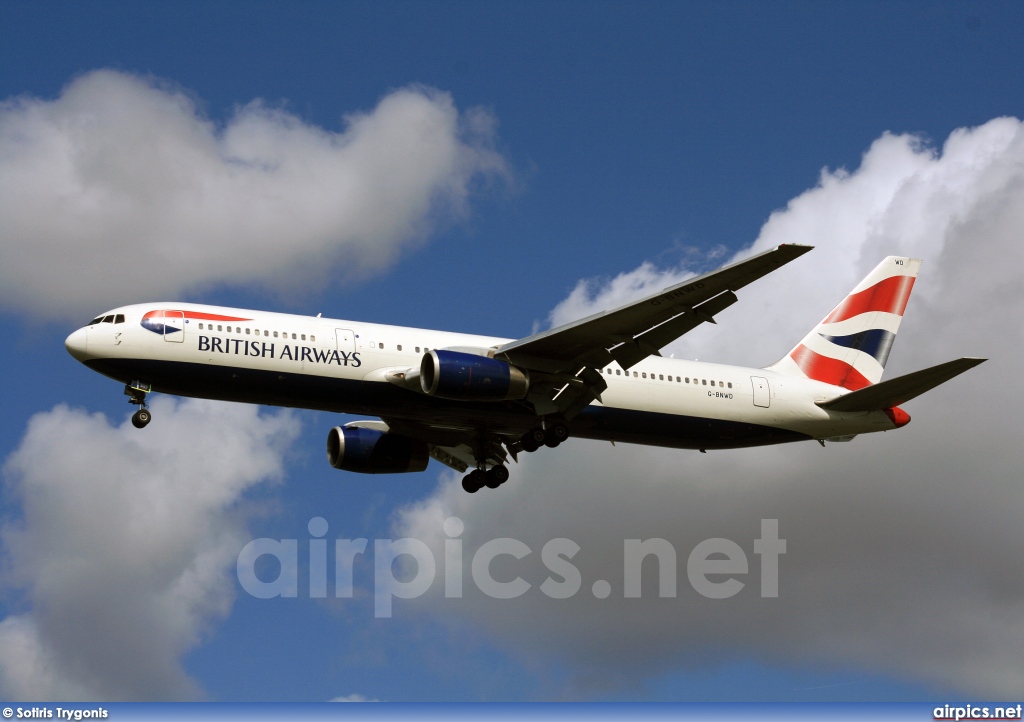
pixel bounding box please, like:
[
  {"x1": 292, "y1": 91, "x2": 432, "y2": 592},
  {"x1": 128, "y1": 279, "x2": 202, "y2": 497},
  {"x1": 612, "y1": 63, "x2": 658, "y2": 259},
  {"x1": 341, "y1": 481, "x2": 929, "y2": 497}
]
[
  {"x1": 498, "y1": 244, "x2": 812, "y2": 373},
  {"x1": 492, "y1": 244, "x2": 812, "y2": 416}
]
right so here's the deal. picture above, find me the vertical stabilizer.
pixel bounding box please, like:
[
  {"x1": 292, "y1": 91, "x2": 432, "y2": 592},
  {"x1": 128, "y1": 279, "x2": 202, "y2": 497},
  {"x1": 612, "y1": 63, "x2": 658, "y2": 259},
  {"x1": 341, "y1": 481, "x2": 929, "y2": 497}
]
[{"x1": 768, "y1": 256, "x2": 921, "y2": 389}]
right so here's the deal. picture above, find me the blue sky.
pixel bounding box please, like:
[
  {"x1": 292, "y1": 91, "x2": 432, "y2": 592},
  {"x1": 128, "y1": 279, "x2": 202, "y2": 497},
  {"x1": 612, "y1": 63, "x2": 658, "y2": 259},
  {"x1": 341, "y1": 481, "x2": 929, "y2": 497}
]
[{"x1": 2, "y1": 1, "x2": 1024, "y2": 703}]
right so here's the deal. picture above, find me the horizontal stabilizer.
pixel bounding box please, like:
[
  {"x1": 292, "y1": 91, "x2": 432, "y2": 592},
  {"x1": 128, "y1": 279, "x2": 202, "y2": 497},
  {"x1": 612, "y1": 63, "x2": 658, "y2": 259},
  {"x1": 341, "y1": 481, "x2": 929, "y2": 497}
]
[{"x1": 817, "y1": 357, "x2": 986, "y2": 412}]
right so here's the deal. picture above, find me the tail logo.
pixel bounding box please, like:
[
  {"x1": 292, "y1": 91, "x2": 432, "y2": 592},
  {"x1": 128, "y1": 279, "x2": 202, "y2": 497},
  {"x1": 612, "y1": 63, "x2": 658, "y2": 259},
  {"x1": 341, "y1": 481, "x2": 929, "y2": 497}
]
[
  {"x1": 822, "y1": 275, "x2": 915, "y2": 324},
  {"x1": 774, "y1": 257, "x2": 920, "y2": 390}
]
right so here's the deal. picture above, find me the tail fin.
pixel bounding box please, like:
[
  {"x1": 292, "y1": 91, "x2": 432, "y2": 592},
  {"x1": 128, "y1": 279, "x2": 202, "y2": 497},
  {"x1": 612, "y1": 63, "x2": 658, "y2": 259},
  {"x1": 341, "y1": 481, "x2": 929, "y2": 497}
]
[{"x1": 768, "y1": 256, "x2": 921, "y2": 389}]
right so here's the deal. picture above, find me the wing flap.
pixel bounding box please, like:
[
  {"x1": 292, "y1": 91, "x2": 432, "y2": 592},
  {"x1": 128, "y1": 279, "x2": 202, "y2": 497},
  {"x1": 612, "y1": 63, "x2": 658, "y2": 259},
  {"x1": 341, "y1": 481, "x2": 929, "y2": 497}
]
[
  {"x1": 817, "y1": 357, "x2": 986, "y2": 412},
  {"x1": 610, "y1": 290, "x2": 738, "y2": 370}
]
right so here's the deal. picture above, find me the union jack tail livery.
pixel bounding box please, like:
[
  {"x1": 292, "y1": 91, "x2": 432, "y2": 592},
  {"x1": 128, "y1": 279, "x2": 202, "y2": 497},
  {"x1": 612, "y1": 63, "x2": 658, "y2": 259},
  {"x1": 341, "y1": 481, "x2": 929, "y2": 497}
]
[{"x1": 769, "y1": 256, "x2": 921, "y2": 390}]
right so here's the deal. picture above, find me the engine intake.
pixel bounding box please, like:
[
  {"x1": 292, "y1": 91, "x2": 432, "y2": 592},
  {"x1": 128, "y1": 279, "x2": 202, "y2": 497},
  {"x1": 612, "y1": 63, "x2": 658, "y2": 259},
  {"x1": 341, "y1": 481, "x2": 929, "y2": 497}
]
[
  {"x1": 327, "y1": 426, "x2": 429, "y2": 474},
  {"x1": 420, "y1": 349, "x2": 529, "y2": 401}
]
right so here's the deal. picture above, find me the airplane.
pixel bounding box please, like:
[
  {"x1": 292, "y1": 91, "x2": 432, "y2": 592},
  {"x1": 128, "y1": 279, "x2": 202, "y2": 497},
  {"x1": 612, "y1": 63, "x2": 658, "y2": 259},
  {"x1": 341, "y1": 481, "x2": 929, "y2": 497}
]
[{"x1": 64, "y1": 245, "x2": 984, "y2": 493}]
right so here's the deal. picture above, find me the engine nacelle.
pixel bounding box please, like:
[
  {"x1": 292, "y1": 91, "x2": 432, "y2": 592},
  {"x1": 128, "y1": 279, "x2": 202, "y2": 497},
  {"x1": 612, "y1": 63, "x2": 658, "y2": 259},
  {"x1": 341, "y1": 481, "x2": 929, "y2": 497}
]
[
  {"x1": 326, "y1": 426, "x2": 429, "y2": 474},
  {"x1": 420, "y1": 349, "x2": 530, "y2": 401}
]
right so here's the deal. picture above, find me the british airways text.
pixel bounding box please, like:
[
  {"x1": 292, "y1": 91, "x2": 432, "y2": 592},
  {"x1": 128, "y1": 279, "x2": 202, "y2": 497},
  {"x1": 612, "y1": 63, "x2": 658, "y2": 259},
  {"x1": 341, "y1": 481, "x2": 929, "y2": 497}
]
[{"x1": 197, "y1": 336, "x2": 362, "y2": 367}]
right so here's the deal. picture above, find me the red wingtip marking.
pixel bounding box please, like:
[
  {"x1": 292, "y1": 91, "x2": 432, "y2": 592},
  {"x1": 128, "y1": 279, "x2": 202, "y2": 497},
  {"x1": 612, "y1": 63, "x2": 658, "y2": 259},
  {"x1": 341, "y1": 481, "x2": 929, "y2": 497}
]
[{"x1": 884, "y1": 407, "x2": 911, "y2": 428}]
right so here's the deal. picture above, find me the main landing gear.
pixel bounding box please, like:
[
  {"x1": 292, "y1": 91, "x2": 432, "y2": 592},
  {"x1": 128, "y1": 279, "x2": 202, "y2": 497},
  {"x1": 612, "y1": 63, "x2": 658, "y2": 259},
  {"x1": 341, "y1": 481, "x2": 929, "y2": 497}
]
[
  {"x1": 125, "y1": 381, "x2": 152, "y2": 428},
  {"x1": 461, "y1": 465, "x2": 510, "y2": 493},
  {"x1": 518, "y1": 419, "x2": 569, "y2": 453},
  {"x1": 459, "y1": 418, "x2": 571, "y2": 493}
]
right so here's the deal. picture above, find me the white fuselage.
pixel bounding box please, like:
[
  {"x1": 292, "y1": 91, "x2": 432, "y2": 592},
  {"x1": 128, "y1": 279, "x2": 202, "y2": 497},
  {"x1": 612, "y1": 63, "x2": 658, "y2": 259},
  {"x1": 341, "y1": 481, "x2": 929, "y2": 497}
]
[{"x1": 65, "y1": 302, "x2": 903, "y2": 450}]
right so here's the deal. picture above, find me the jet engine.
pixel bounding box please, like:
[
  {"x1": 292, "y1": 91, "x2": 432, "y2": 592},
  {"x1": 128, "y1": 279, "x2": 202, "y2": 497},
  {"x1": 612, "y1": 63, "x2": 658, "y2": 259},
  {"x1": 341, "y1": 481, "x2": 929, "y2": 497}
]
[
  {"x1": 420, "y1": 349, "x2": 530, "y2": 401},
  {"x1": 326, "y1": 426, "x2": 429, "y2": 474}
]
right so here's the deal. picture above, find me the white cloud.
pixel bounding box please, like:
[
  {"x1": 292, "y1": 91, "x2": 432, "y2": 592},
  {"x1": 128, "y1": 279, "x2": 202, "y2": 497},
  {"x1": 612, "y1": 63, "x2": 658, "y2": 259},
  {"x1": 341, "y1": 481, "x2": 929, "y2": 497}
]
[
  {"x1": 394, "y1": 117, "x2": 1024, "y2": 697},
  {"x1": 0, "y1": 70, "x2": 507, "y2": 318},
  {"x1": 329, "y1": 693, "x2": 379, "y2": 702},
  {"x1": 0, "y1": 398, "x2": 299, "y2": 700}
]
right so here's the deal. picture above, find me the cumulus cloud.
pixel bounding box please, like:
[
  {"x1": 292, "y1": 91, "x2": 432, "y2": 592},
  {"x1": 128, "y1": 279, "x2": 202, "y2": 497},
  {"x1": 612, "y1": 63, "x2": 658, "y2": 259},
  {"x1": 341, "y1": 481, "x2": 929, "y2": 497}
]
[
  {"x1": 394, "y1": 117, "x2": 1024, "y2": 697},
  {"x1": 0, "y1": 70, "x2": 506, "y2": 318},
  {"x1": 0, "y1": 398, "x2": 299, "y2": 700}
]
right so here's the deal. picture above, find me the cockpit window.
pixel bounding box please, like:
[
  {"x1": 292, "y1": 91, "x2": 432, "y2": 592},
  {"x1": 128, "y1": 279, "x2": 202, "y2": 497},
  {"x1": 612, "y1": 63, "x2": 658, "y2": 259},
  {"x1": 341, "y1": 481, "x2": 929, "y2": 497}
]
[
  {"x1": 89, "y1": 317, "x2": 104, "y2": 325},
  {"x1": 115, "y1": 314, "x2": 125, "y2": 324},
  {"x1": 102, "y1": 315, "x2": 115, "y2": 323}
]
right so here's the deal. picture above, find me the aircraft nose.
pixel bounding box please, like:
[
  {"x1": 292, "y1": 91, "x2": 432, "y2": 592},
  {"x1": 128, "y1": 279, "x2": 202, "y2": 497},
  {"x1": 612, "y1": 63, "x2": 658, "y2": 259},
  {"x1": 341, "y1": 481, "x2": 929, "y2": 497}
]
[{"x1": 65, "y1": 327, "x2": 89, "y2": 362}]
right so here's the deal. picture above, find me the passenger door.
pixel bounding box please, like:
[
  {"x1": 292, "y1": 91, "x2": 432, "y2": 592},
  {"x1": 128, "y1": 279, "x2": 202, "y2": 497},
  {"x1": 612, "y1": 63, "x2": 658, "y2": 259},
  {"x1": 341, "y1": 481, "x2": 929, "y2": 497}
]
[{"x1": 751, "y1": 376, "x2": 770, "y2": 408}]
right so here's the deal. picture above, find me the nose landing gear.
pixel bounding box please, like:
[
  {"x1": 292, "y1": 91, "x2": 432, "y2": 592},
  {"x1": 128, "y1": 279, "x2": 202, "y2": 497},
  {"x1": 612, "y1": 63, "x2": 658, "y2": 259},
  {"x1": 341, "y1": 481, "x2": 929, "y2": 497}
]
[{"x1": 125, "y1": 381, "x2": 152, "y2": 428}]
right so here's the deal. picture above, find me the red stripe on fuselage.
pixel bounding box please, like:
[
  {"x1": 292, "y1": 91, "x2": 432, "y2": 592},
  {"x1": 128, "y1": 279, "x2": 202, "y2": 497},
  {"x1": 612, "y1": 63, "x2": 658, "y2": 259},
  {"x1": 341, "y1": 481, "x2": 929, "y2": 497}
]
[
  {"x1": 143, "y1": 310, "x2": 252, "y2": 322},
  {"x1": 822, "y1": 275, "x2": 915, "y2": 324},
  {"x1": 790, "y1": 344, "x2": 872, "y2": 390}
]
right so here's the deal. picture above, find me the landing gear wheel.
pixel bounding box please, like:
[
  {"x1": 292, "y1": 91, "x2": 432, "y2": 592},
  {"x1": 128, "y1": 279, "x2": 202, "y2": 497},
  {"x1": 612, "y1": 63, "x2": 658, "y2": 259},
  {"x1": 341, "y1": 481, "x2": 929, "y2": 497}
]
[
  {"x1": 125, "y1": 381, "x2": 152, "y2": 429},
  {"x1": 461, "y1": 469, "x2": 484, "y2": 494},
  {"x1": 521, "y1": 428, "x2": 544, "y2": 453},
  {"x1": 484, "y1": 465, "x2": 509, "y2": 489},
  {"x1": 544, "y1": 421, "x2": 568, "y2": 448}
]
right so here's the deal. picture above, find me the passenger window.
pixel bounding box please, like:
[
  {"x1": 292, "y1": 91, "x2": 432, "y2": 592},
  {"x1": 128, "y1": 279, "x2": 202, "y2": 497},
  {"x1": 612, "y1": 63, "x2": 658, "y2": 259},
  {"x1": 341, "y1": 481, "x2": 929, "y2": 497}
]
[
  {"x1": 642, "y1": 372, "x2": 647, "y2": 378},
  {"x1": 727, "y1": 382, "x2": 732, "y2": 388},
  {"x1": 246, "y1": 328, "x2": 251, "y2": 335},
  {"x1": 199, "y1": 323, "x2": 204, "y2": 330},
  {"x1": 380, "y1": 344, "x2": 385, "y2": 350},
  {"x1": 302, "y1": 334, "x2": 306, "y2": 341},
  {"x1": 416, "y1": 347, "x2": 421, "y2": 353},
  {"x1": 702, "y1": 379, "x2": 707, "y2": 385},
  {"x1": 217, "y1": 325, "x2": 223, "y2": 332},
  {"x1": 633, "y1": 372, "x2": 638, "y2": 378},
  {"x1": 310, "y1": 335, "x2": 315, "y2": 342},
  {"x1": 719, "y1": 381, "x2": 724, "y2": 388},
  {"x1": 115, "y1": 314, "x2": 124, "y2": 324},
  {"x1": 397, "y1": 344, "x2": 402, "y2": 351},
  {"x1": 659, "y1": 375, "x2": 664, "y2": 381},
  {"x1": 273, "y1": 331, "x2": 278, "y2": 338},
  {"x1": 616, "y1": 369, "x2": 621, "y2": 375}
]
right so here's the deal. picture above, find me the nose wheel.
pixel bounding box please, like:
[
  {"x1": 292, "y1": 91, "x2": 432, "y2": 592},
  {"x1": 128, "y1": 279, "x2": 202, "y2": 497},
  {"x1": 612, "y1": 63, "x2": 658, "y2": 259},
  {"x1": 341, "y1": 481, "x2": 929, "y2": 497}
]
[{"x1": 125, "y1": 381, "x2": 152, "y2": 428}]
